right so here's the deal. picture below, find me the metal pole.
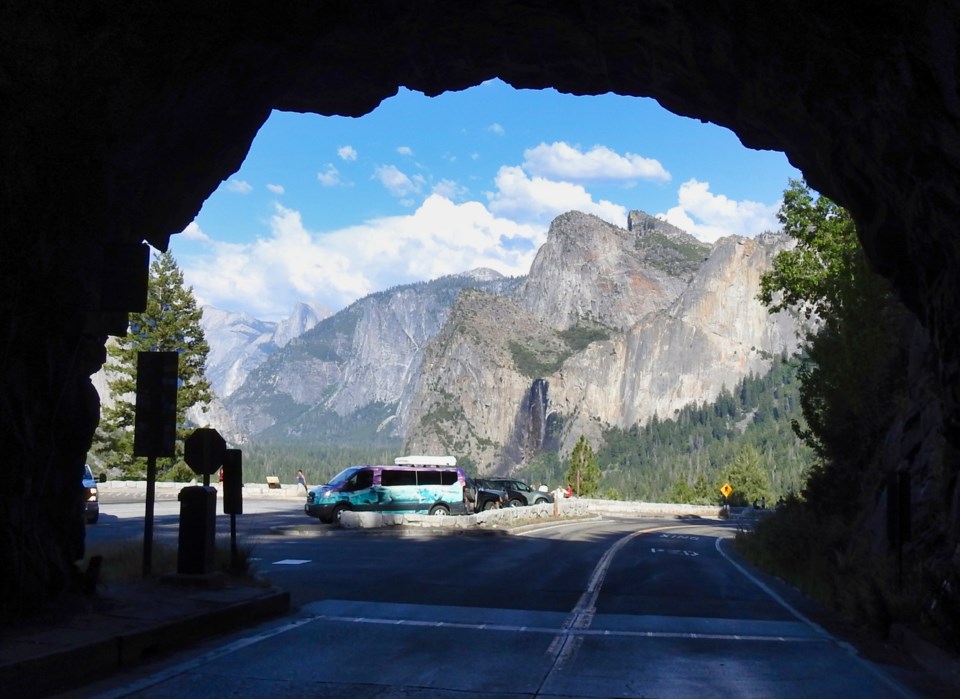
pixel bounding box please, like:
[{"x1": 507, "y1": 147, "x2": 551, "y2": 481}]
[
  {"x1": 143, "y1": 454, "x2": 157, "y2": 577},
  {"x1": 230, "y1": 513, "x2": 238, "y2": 571}
]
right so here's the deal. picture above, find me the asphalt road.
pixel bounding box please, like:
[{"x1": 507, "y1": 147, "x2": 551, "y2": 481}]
[{"x1": 74, "y1": 502, "x2": 928, "y2": 698}]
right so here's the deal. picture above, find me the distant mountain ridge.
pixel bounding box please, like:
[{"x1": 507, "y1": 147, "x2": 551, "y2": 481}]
[
  {"x1": 206, "y1": 209, "x2": 803, "y2": 472},
  {"x1": 201, "y1": 301, "x2": 331, "y2": 397},
  {"x1": 401, "y1": 213, "x2": 800, "y2": 467},
  {"x1": 222, "y1": 269, "x2": 523, "y2": 442}
]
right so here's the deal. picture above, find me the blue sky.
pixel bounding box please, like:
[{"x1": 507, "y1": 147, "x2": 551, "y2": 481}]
[{"x1": 171, "y1": 79, "x2": 799, "y2": 321}]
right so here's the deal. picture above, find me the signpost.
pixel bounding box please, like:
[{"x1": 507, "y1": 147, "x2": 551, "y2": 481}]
[
  {"x1": 133, "y1": 351, "x2": 178, "y2": 578},
  {"x1": 222, "y1": 449, "x2": 243, "y2": 571},
  {"x1": 179, "y1": 428, "x2": 227, "y2": 576},
  {"x1": 184, "y1": 427, "x2": 227, "y2": 486},
  {"x1": 720, "y1": 482, "x2": 733, "y2": 514}
]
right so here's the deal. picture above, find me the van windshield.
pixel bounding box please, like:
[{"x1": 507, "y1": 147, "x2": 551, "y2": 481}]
[{"x1": 326, "y1": 466, "x2": 364, "y2": 487}]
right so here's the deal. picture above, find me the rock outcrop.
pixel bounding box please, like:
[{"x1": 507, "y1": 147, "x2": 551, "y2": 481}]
[
  {"x1": 403, "y1": 217, "x2": 801, "y2": 468},
  {"x1": 517, "y1": 212, "x2": 702, "y2": 331},
  {"x1": 225, "y1": 272, "x2": 521, "y2": 441}
]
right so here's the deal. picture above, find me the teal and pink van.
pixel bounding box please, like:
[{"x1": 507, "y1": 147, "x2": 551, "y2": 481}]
[{"x1": 304, "y1": 456, "x2": 469, "y2": 523}]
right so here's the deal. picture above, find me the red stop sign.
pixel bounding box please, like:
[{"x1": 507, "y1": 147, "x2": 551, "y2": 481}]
[{"x1": 183, "y1": 428, "x2": 227, "y2": 476}]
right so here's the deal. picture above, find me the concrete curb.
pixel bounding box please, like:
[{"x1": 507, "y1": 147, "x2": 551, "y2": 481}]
[{"x1": 0, "y1": 587, "x2": 289, "y2": 698}]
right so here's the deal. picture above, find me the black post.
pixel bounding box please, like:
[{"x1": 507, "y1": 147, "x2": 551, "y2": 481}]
[
  {"x1": 230, "y1": 513, "x2": 238, "y2": 571},
  {"x1": 143, "y1": 454, "x2": 157, "y2": 577},
  {"x1": 134, "y1": 351, "x2": 178, "y2": 579}
]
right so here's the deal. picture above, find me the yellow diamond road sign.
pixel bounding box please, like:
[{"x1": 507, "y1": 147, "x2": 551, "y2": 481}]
[{"x1": 720, "y1": 482, "x2": 733, "y2": 498}]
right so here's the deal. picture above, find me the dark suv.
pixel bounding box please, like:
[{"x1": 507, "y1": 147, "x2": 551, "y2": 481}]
[
  {"x1": 464, "y1": 477, "x2": 509, "y2": 512},
  {"x1": 82, "y1": 464, "x2": 99, "y2": 524},
  {"x1": 480, "y1": 478, "x2": 554, "y2": 507}
]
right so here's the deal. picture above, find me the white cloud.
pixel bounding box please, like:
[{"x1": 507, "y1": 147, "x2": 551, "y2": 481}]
[
  {"x1": 488, "y1": 123, "x2": 505, "y2": 135},
  {"x1": 657, "y1": 179, "x2": 779, "y2": 243},
  {"x1": 487, "y1": 166, "x2": 627, "y2": 226},
  {"x1": 338, "y1": 145, "x2": 357, "y2": 161},
  {"x1": 317, "y1": 164, "x2": 342, "y2": 187},
  {"x1": 174, "y1": 198, "x2": 545, "y2": 320},
  {"x1": 180, "y1": 221, "x2": 210, "y2": 242},
  {"x1": 225, "y1": 179, "x2": 253, "y2": 194},
  {"x1": 266, "y1": 183, "x2": 285, "y2": 195},
  {"x1": 396, "y1": 146, "x2": 413, "y2": 156},
  {"x1": 374, "y1": 165, "x2": 422, "y2": 197},
  {"x1": 522, "y1": 141, "x2": 670, "y2": 182},
  {"x1": 433, "y1": 179, "x2": 468, "y2": 201}
]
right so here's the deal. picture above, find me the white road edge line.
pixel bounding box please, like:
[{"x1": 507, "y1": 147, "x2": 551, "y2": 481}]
[
  {"x1": 715, "y1": 536, "x2": 919, "y2": 699},
  {"x1": 312, "y1": 613, "x2": 823, "y2": 642},
  {"x1": 89, "y1": 616, "x2": 316, "y2": 699}
]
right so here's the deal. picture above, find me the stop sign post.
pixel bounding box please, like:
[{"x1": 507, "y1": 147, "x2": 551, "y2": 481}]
[{"x1": 184, "y1": 427, "x2": 227, "y2": 485}]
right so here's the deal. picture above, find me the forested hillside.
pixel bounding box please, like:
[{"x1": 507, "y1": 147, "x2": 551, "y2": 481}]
[
  {"x1": 239, "y1": 441, "x2": 401, "y2": 487},
  {"x1": 519, "y1": 353, "x2": 812, "y2": 501}
]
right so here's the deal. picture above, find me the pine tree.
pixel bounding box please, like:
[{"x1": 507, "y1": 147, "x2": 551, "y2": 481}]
[
  {"x1": 566, "y1": 435, "x2": 602, "y2": 497},
  {"x1": 725, "y1": 444, "x2": 771, "y2": 506},
  {"x1": 92, "y1": 251, "x2": 212, "y2": 479}
]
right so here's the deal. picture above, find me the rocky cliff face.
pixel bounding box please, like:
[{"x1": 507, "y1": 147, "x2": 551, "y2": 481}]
[
  {"x1": 202, "y1": 302, "x2": 330, "y2": 398},
  {"x1": 518, "y1": 211, "x2": 704, "y2": 331},
  {"x1": 399, "y1": 289, "x2": 559, "y2": 462},
  {"x1": 224, "y1": 270, "x2": 522, "y2": 441},
  {"x1": 403, "y1": 217, "x2": 802, "y2": 470},
  {"x1": 547, "y1": 234, "x2": 802, "y2": 451}
]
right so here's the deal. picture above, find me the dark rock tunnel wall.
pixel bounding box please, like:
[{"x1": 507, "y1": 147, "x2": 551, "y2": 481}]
[{"x1": 2, "y1": 1, "x2": 959, "y2": 621}]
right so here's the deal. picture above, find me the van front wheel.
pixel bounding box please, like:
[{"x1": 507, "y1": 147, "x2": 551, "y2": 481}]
[
  {"x1": 332, "y1": 504, "x2": 349, "y2": 523},
  {"x1": 429, "y1": 504, "x2": 449, "y2": 516}
]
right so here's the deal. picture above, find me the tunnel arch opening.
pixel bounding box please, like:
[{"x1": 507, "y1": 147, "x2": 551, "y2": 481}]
[{"x1": 174, "y1": 80, "x2": 798, "y2": 322}]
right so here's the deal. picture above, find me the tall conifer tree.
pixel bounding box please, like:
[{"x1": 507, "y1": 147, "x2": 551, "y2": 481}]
[
  {"x1": 566, "y1": 435, "x2": 602, "y2": 497},
  {"x1": 93, "y1": 251, "x2": 212, "y2": 478}
]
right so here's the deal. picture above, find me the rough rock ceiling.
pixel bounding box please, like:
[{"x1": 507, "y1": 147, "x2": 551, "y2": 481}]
[{"x1": 2, "y1": 0, "x2": 960, "y2": 618}]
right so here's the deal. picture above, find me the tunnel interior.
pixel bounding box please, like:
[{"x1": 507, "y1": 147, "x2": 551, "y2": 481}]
[{"x1": 3, "y1": 1, "x2": 959, "y2": 629}]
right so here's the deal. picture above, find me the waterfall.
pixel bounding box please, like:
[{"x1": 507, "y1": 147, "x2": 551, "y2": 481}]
[{"x1": 527, "y1": 378, "x2": 549, "y2": 451}]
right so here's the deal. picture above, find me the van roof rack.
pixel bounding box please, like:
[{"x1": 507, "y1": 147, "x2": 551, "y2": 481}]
[{"x1": 393, "y1": 455, "x2": 457, "y2": 467}]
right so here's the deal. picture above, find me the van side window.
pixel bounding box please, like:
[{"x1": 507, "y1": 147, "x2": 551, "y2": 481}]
[
  {"x1": 440, "y1": 470, "x2": 459, "y2": 486},
  {"x1": 381, "y1": 469, "x2": 416, "y2": 487},
  {"x1": 418, "y1": 470, "x2": 442, "y2": 485}
]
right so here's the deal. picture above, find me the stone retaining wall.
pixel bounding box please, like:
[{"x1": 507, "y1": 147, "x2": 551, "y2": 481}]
[
  {"x1": 340, "y1": 499, "x2": 722, "y2": 529},
  {"x1": 97, "y1": 480, "x2": 307, "y2": 499},
  {"x1": 97, "y1": 482, "x2": 725, "y2": 521}
]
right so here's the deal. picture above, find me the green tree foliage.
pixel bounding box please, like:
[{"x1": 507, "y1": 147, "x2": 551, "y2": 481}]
[
  {"x1": 758, "y1": 180, "x2": 909, "y2": 515},
  {"x1": 240, "y1": 441, "x2": 400, "y2": 486},
  {"x1": 92, "y1": 251, "x2": 213, "y2": 479},
  {"x1": 594, "y1": 354, "x2": 812, "y2": 503},
  {"x1": 566, "y1": 435, "x2": 601, "y2": 496},
  {"x1": 743, "y1": 180, "x2": 921, "y2": 639},
  {"x1": 724, "y1": 444, "x2": 771, "y2": 506},
  {"x1": 758, "y1": 178, "x2": 863, "y2": 320},
  {"x1": 522, "y1": 450, "x2": 565, "y2": 491}
]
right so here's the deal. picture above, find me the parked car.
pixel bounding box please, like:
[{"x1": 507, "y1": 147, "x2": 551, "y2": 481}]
[
  {"x1": 480, "y1": 477, "x2": 554, "y2": 507},
  {"x1": 82, "y1": 464, "x2": 99, "y2": 524},
  {"x1": 463, "y1": 477, "x2": 509, "y2": 513}
]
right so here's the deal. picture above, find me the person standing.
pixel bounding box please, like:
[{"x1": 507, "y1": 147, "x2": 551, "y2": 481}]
[{"x1": 296, "y1": 469, "x2": 307, "y2": 494}]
